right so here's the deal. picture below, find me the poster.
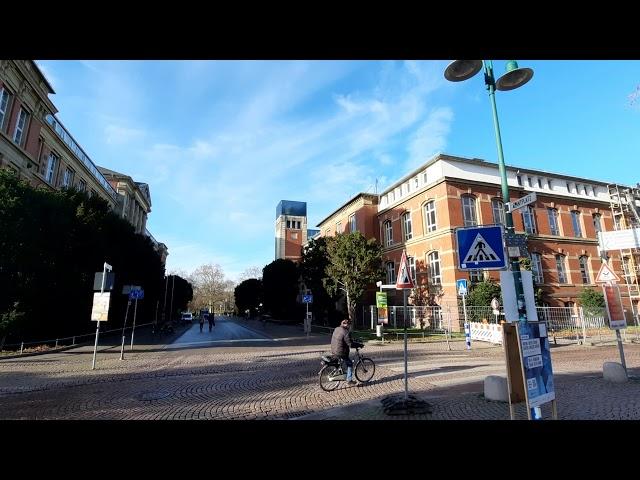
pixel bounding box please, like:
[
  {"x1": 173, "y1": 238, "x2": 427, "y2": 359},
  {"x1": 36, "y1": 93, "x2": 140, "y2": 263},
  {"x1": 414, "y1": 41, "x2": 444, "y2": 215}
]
[
  {"x1": 517, "y1": 321, "x2": 555, "y2": 408},
  {"x1": 603, "y1": 284, "x2": 627, "y2": 330},
  {"x1": 376, "y1": 292, "x2": 388, "y2": 325}
]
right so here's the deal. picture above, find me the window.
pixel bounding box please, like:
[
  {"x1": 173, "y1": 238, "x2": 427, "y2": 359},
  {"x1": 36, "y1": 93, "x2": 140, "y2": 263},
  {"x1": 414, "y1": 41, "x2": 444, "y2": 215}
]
[
  {"x1": 491, "y1": 199, "x2": 505, "y2": 225},
  {"x1": 336, "y1": 222, "x2": 342, "y2": 234},
  {"x1": 0, "y1": 87, "x2": 11, "y2": 130},
  {"x1": 286, "y1": 220, "x2": 291, "y2": 228},
  {"x1": 408, "y1": 256, "x2": 416, "y2": 282},
  {"x1": 424, "y1": 201, "x2": 437, "y2": 232},
  {"x1": 469, "y1": 269, "x2": 483, "y2": 282},
  {"x1": 566, "y1": 181, "x2": 571, "y2": 192},
  {"x1": 517, "y1": 175, "x2": 523, "y2": 186},
  {"x1": 532, "y1": 253, "x2": 544, "y2": 284},
  {"x1": 427, "y1": 251, "x2": 441, "y2": 285},
  {"x1": 349, "y1": 214, "x2": 356, "y2": 232},
  {"x1": 571, "y1": 210, "x2": 582, "y2": 237},
  {"x1": 593, "y1": 214, "x2": 602, "y2": 234},
  {"x1": 384, "y1": 220, "x2": 393, "y2": 246},
  {"x1": 537, "y1": 178, "x2": 542, "y2": 188},
  {"x1": 461, "y1": 195, "x2": 477, "y2": 227},
  {"x1": 527, "y1": 176, "x2": 533, "y2": 187},
  {"x1": 555, "y1": 254, "x2": 567, "y2": 284},
  {"x1": 414, "y1": 177, "x2": 419, "y2": 190},
  {"x1": 78, "y1": 179, "x2": 87, "y2": 192},
  {"x1": 390, "y1": 191, "x2": 395, "y2": 202},
  {"x1": 297, "y1": 221, "x2": 301, "y2": 229},
  {"x1": 291, "y1": 232, "x2": 298, "y2": 240},
  {"x1": 402, "y1": 212, "x2": 412, "y2": 241},
  {"x1": 13, "y1": 108, "x2": 29, "y2": 146},
  {"x1": 386, "y1": 262, "x2": 396, "y2": 284},
  {"x1": 547, "y1": 208, "x2": 559, "y2": 235},
  {"x1": 44, "y1": 153, "x2": 58, "y2": 183},
  {"x1": 522, "y1": 206, "x2": 536, "y2": 234},
  {"x1": 579, "y1": 256, "x2": 590, "y2": 284},
  {"x1": 62, "y1": 167, "x2": 74, "y2": 188},
  {"x1": 614, "y1": 215, "x2": 622, "y2": 230},
  {"x1": 547, "y1": 179, "x2": 553, "y2": 190},
  {"x1": 423, "y1": 172, "x2": 428, "y2": 184}
]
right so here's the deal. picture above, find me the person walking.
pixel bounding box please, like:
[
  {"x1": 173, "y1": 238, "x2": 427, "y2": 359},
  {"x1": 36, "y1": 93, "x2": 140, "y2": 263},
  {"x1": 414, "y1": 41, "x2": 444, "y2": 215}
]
[
  {"x1": 199, "y1": 314, "x2": 205, "y2": 333},
  {"x1": 208, "y1": 313, "x2": 215, "y2": 332}
]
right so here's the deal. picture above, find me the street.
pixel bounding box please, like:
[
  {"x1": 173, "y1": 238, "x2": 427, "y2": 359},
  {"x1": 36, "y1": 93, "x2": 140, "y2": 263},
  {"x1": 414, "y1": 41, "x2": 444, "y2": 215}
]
[{"x1": 1, "y1": 317, "x2": 640, "y2": 420}]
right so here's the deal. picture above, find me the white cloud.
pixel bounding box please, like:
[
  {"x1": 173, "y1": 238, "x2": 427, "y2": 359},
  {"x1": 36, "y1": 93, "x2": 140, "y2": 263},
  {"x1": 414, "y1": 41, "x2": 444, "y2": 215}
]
[
  {"x1": 105, "y1": 124, "x2": 146, "y2": 145},
  {"x1": 407, "y1": 107, "x2": 454, "y2": 170}
]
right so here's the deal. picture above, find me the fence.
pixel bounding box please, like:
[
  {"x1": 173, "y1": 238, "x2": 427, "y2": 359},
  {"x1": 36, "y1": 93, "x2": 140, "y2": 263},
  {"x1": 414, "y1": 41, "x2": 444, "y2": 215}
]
[
  {"x1": 367, "y1": 304, "x2": 637, "y2": 346},
  {"x1": 0, "y1": 322, "x2": 155, "y2": 356}
]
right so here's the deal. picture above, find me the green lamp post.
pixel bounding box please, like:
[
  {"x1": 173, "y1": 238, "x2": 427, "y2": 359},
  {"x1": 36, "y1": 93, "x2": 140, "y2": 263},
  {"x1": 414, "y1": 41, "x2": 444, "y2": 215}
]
[{"x1": 444, "y1": 60, "x2": 534, "y2": 323}]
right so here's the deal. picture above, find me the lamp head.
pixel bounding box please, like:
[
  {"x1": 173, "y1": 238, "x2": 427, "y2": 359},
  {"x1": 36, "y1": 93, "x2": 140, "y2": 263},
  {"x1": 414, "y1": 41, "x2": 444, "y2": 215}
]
[
  {"x1": 444, "y1": 60, "x2": 482, "y2": 82},
  {"x1": 495, "y1": 60, "x2": 533, "y2": 91}
]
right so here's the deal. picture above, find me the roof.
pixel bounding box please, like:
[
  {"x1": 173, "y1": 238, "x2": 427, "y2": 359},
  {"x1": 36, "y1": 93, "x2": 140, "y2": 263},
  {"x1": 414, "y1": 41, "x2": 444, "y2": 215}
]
[{"x1": 316, "y1": 193, "x2": 379, "y2": 228}]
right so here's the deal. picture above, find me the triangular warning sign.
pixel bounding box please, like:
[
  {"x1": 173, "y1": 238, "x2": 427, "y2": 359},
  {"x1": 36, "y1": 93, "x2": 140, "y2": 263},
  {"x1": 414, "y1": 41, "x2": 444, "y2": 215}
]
[
  {"x1": 396, "y1": 250, "x2": 414, "y2": 289},
  {"x1": 462, "y1": 233, "x2": 501, "y2": 264},
  {"x1": 595, "y1": 262, "x2": 621, "y2": 283}
]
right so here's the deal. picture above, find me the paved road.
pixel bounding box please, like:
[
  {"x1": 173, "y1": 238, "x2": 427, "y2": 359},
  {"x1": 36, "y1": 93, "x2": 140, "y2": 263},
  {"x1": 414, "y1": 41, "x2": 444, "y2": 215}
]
[
  {"x1": 165, "y1": 317, "x2": 272, "y2": 349},
  {"x1": 1, "y1": 318, "x2": 639, "y2": 420}
]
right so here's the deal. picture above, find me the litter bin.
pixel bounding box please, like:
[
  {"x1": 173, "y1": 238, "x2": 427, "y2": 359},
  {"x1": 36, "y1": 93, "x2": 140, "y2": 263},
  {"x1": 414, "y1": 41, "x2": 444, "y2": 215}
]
[{"x1": 376, "y1": 325, "x2": 382, "y2": 337}]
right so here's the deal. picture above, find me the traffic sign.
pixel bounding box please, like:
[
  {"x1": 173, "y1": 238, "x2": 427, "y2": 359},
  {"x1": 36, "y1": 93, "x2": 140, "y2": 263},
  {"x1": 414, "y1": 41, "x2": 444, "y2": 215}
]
[
  {"x1": 91, "y1": 292, "x2": 111, "y2": 321},
  {"x1": 456, "y1": 225, "x2": 507, "y2": 270},
  {"x1": 129, "y1": 287, "x2": 144, "y2": 300},
  {"x1": 456, "y1": 279, "x2": 468, "y2": 296},
  {"x1": 302, "y1": 294, "x2": 313, "y2": 303},
  {"x1": 395, "y1": 250, "x2": 414, "y2": 289},
  {"x1": 506, "y1": 192, "x2": 537, "y2": 212},
  {"x1": 491, "y1": 297, "x2": 500, "y2": 315},
  {"x1": 595, "y1": 263, "x2": 621, "y2": 283}
]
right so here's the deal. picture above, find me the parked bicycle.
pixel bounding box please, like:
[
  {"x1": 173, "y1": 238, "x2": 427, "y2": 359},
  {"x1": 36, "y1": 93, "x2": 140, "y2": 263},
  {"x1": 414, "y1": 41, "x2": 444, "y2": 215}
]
[{"x1": 319, "y1": 340, "x2": 375, "y2": 391}]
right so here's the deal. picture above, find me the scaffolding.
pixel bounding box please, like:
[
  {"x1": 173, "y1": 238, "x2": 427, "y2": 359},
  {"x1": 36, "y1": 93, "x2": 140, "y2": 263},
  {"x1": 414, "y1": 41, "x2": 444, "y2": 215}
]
[{"x1": 607, "y1": 184, "x2": 640, "y2": 332}]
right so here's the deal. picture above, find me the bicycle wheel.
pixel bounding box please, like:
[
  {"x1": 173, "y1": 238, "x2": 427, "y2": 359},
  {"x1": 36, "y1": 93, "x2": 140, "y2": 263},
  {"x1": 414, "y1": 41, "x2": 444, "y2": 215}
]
[
  {"x1": 319, "y1": 365, "x2": 340, "y2": 391},
  {"x1": 355, "y1": 358, "x2": 375, "y2": 383}
]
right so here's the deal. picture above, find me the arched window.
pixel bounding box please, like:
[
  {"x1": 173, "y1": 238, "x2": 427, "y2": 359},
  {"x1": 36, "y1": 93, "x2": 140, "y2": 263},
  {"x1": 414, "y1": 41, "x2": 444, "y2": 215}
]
[
  {"x1": 461, "y1": 195, "x2": 477, "y2": 227},
  {"x1": 531, "y1": 253, "x2": 544, "y2": 284},
  {"x1": 402, "y1": 211, "x2": 413, "y2": 241},
  {"x1": 386, "y1": 261, "x2": 396, "y2": 284},
  {"x1": 491, "y1": 198, "x2": 505, "y2": 225},
  {"x1": 383, "y1": 220, "x2": 393, "y2": 247},
  {"x1": 522, "y1": 206, "x2": 536, "y2": 234},
  {"x1": 427, "y1": 251, "x2": 441, "y2": 285},
  {"x1": 555, "y1": 254, "x2": 567, "y2": 284},
  {"x1": 571, "y1": 210, "x2": 582, "y2": 237},
  {"x1": 547, "y1": 208, "x2": 559, "y2": 235},
  {"x1": 423, "y1": 200, "x2": 437, "y2": 233},
  {"x1": 579, "y1": 256, "x2": 590, "y2": 284}
]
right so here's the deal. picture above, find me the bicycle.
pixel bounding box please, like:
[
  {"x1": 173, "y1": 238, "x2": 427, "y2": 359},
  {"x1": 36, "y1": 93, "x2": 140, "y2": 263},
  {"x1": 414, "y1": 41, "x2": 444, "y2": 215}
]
[{"x1": 318, "y1": 340, "x2": 375, "y2": 391}]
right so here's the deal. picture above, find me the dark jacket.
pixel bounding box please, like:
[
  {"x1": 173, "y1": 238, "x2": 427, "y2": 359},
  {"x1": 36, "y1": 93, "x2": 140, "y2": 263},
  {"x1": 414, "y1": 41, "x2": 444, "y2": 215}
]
[{"x1": 331, "y1": 325, "x2": 353, "y2": 358}]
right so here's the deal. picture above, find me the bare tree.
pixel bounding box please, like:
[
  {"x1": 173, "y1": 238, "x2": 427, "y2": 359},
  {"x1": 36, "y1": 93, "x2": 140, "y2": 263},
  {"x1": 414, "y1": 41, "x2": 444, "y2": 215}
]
[
  {"x1": 189, "y1": 263, "x2": 229, "y2": 312},
  {"x1": 238, "y1": 266, "x2": 263, "y2": 282}
]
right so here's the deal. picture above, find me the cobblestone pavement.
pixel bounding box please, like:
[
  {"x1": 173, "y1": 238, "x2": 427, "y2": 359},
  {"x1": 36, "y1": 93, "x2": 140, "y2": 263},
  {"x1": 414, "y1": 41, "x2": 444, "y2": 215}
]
[{"x1": 1, "y1": 319, "x2": 639, "y2": 420}]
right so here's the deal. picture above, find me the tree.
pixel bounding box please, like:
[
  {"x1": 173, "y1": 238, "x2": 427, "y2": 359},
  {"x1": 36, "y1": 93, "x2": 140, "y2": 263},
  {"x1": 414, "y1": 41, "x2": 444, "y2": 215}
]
[
  {"x1": 189, "y1": 263, "x2": 228, "y2": 312},
  {"x1": 578, "y1": 287, "x2": 606, "y2": 317},
  {"x1": 324, "y1": 232, "x2": 384, "y2": 321},
  {"x1": 238, "y1": 266, "x2": 263, "y2": 282},
  {"x1": 235, "y1": 279, "x2": 263, "y2": 316},
  {"x1": 300, "y1": 236, "x2": 339, "y2": 325},
  {"x1": 466, "y1": 279, "x2": 502, "y2": 307},
  {"x1": 262, "y1": 259, "x2": 299, "y2": 320}
]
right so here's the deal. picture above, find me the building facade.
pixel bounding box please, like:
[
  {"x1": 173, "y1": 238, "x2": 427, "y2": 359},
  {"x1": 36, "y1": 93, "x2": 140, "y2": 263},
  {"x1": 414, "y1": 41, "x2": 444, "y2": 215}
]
[
  {"x1": 314, "y1": 153, "x2": 637, "y2": 322},
  {"x1": 0, "y1": 60, "x2": 168, "y2": 266},
  {"x1": 275, "y1": 200, "x2": 309, "y2": 262}
]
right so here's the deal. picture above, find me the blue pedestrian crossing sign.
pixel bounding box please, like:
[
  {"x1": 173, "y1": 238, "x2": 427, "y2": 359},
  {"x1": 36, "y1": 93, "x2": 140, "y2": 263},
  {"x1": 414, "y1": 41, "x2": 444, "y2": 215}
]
[
  {"x1": 456, "y1": 225, "x2": 506, "y2": 270},
  {"x1": 456, "y1": 279, "x2": 468, "y2": 296},
  {"x1": 302, "y1": 294, "x2": 313, "y2": 303}
]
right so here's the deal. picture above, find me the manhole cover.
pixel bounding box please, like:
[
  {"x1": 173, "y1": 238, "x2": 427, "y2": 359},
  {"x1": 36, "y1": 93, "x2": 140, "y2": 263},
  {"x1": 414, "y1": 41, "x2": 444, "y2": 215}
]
[{"x1": 137, "y1": 391, "x2": 172, "y2": 401}]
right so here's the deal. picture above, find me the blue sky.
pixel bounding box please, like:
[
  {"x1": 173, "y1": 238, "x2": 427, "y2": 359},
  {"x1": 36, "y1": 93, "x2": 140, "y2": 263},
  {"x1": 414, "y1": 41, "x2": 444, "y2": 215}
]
[{"x1": 35, "y1": 60, "x2": 640, "y2": 281}]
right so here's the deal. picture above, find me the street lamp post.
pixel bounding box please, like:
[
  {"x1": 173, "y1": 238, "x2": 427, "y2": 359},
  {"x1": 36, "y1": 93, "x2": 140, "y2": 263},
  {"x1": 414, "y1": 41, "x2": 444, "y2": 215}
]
[
  {"x1": 444, "y1": 59, "x2": 534, "y2": 324},
  {"x1": 445, "y1": 60, "x2": 542, "y2": 420}
]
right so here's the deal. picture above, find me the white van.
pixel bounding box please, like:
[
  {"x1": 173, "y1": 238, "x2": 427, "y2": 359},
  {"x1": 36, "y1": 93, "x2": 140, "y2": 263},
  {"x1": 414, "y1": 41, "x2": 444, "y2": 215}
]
[{"x1": 181, "y1": 312, "x2": 193, "y2": 323}]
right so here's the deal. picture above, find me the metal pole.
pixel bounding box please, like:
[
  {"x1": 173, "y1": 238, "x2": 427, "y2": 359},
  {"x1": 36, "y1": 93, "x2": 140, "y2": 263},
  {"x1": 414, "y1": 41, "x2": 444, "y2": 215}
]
[
  {"x1": 446, "y1": 304, "x2": 451, "y2": 351},
  {"x1": 580, "y1": 307, "x2": 587, "y2": 345},
  {"x1": 169, "y1": 275, "x2": 175, "y2": 323},
  {"x1": 403, "y1": 289, "x2": 409, "y2": 403},
  {"x1": 616, "y1": 329, "x2": 628, "y2": 375},
  {"x1": 120, "y1": 299, "x2": 131, "y2": 360},
  {"x1": 92, "y1": 262, "x2": 108, "y2": 370},
  {"x1": 306, "y1": 301, "x2": 309, "y2": 337},
  {"x1": 130, "y1": 297, "x2": 138, "y2": 350},
  {"x1": 20, "y1": 342, "x2": 23, "y2": 355},
  {"x1": 463, "y1": 294, "x2": 470, "y2": 350},
  {"x1": 484, "y1": 60, "x2": 527, "y2": 325}
]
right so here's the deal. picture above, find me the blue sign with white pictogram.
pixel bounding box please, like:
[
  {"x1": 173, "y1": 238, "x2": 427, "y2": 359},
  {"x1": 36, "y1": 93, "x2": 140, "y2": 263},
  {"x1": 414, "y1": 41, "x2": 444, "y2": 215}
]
[
  {"x1": 456, "y1": 279, "x2": 468, "y2": 296},
  {"x1": 129, "y1": 288, "x2": 144, "y2": 300},
  {"x1": 456, "y1": 225, "x2": 506, "y2": 270},
  {"x1": 302, "y1": 294, "x2": 313, "y2": 303}
]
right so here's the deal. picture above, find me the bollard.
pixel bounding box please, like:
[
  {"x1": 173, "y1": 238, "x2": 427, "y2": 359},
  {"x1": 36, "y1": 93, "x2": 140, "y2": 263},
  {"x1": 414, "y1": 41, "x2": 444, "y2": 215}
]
[
  {"x1": 20, "y1": 342, "x2": 24, "y2": 354},
  {"x1": 464, "y1": 322, "x2": 471, "y2": 350},
  {"x1": 55, "y1": 338, "x2": 58, "y2": 348},
  {"x1": 72, "y1": 336, "x2": 76, "y2": 345}
]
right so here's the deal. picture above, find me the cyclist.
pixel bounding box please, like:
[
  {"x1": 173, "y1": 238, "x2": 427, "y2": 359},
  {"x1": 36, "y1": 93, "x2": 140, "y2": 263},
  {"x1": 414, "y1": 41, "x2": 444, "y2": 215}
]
[{"x1": 331, "y1": 318, "x2": 360, "y2": 386}]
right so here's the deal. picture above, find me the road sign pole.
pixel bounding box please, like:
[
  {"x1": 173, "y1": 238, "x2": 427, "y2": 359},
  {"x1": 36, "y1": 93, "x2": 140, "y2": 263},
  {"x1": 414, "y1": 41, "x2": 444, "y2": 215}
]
[
  {"x1": 130, "y1": 297, "x2": 138, "y2": 350},
  {"x1": 462, "y1": 294, "x2": 470, "y2": 350},
  {"x1": 120, "y1": 299, "x2": 131, "y2": 361},
  {"x1": 403, "y1": 288, "x2": 408, "y2": 403},
  {"x1": 306, "y1": 301, "x2": 309, "y2": 337},
  {"x1": 92, "y1": 262, "x2": 111, "y2": 370}
]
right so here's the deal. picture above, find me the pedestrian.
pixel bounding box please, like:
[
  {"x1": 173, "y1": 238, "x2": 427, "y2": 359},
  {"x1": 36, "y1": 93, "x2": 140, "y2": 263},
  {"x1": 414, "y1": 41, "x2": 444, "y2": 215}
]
[
  {"x1": 208, "y1": 313, "x2": 215, "y2": 332},
  {"x1": 199, "y1": 314, "x2": 205, "y2": 333}
]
